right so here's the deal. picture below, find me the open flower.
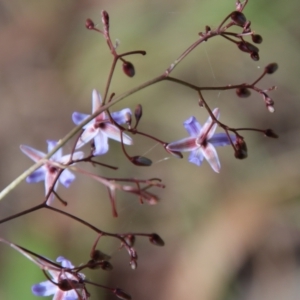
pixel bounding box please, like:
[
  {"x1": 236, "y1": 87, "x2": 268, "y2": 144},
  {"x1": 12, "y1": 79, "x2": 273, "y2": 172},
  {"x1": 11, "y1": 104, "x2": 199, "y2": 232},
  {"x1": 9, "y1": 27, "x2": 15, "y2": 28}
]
[
  {"x1": 166, "y1": 108, "x2": 235, "y2": 173},
  {"x1": 32, "y1": 256, "x2": 85, "y2": 300},
  {"x1": 72, "y1": 89, "x2": 133, "y2": 156},
  {"x1": 20, "y1": 141, "x2": 84, "y2": 204}
]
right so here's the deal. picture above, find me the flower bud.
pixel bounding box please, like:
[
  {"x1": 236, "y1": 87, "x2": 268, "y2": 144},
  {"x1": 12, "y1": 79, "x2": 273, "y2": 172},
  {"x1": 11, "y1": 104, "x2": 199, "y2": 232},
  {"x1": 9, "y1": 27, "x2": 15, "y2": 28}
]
[
  {"x1": 262, "y1": 93, "x2": 275, "y2": 113},
  {"x1": 252, "y1": 34, "x2": 263, "y2": 44},
  {"x1": 124, "y1": 234, "x2": 136, "y2": 247},
  {"x1": 231, "y1": 11, "x2": 247, "y2": 26},
  {"x1": 250, "y1": 51, "x2": 259, "y2": 61},
  {"x1": 131, "y1": 156, "x2": 152, "y2": 166},
  {"x1": 130, "y1": 260, "x2": 137, "y2": 270},
  {"x1": 149, "y1": 233, "x2": 165, "y2": 246},
  {"x1": 114, "y1": 288, "x2": 132, "y2": 300},
  {"x1": 122, "y1": 61, "x2": 135, "y2": 77},
  {"x1": 99, "y1": 260, "x2": 113, "y2": 271},
  {"x1": 101, "y1": 10, "x2": 109, "y2": 29},
  {"x1": 234, "y1": 137, "x2": 248, "y2": 159},
  {"x1": 264, "y1": 129, "x2": 278, "y2": 138},
  {"x1": 86, "y1": 19, "x2": 94, "y2": 30},
  {"x1": 237, "y1": 42, "x2": 259, "y2": 54},
  {"x1": 236, "y1": 87, "x2": 251, "y2": 98},
  {"x1": 265, "y1": 63, "x2": 278, "y2": 74},
  {"x1": 134, "y1": 104, "x2": 143, "y2": 122},
  {"x1": 91, "y1": 249, "x2": 111, "y2": 261}
]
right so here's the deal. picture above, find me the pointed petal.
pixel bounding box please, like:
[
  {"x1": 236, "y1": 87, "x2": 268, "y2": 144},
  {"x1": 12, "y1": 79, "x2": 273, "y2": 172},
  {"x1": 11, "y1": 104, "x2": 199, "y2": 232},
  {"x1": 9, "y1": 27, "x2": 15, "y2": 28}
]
[
  {"x1": 201, "y1": 143, "x2": 221, "y2": 173},
  {"x1": 209, "y1": 133, "x2": 236, "y2": 147},
  {"x1": 57, "y1": 256, "x2": 75, "y2": 268},
  {"x1": 92, "y1": 89, "x2": 102, "y2": 113},
  {"x1": 62, "y1": 290, "x2": 79, "y2": 300},
  {"x1": 72, "y1": 112, "x2": 91, "y2": 126},
  {"x1": 45, "y1": 170, "x2": 59, "y2": 205},
  {"x1": 183, "y1": 116, "x2": 202, "y2": 137},
  {"x1": 20, "y1": 145, "x2": 46, "y2": 163},
  {"x1": 201, "y1": 108, "x2": 220, "y2": 139},
  {"x1": 102, "y1": 123, "x2": 133, "y2": 145},
  {"x1": 47, "y1": 140, "x2": 62, "y2": 161},
  {"x1": 111, "y1": 108, "x2": 132, "y2": 125},
  {"x1": 93, "y1": 131, "x2": 109, "y2": 155},
  {"x1": 59, "y1": 151, "x2": 84, "y2": 164},
  {"x1": 167, "y1": 136, "x2": 198, "y2": 152},
  {"x1": 59, "y1": 169, "x2": 76, "y2": 188},
  {"x1": 188, "y1": 149, "x2": 204, "y2": 166},
  {"x1": 32, "y1": 281, "x2": 57, "y2": 296},
  {"x1": 26, "y1": 168, "x2": 45, "y2": 183},
  {"x1": 53, "y1": 290, "x2": 68, "y2": 300},
  {"x1": 76, "y1": 126, "x2": 99, "y2": 149}
]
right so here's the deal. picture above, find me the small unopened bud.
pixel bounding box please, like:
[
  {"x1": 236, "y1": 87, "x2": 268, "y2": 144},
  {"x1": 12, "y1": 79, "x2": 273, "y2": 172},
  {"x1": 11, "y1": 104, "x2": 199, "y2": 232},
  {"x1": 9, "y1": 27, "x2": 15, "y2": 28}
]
[
  {"x1": 237, "y1": 42, "x2": 259, "y2": 54},
  {"x1": 231, "y1": 11, "x2": 247, "y2": 26},
  {"x1": 250, "y1": 51, "x2": 259, "y2": 61},
  {"x1": 101, "y1": 10, "x2": 109, "y2": 29},
  {"x1": 264, "y1": 129, "x2": 278, "y2": 138},
  {"x1": 114, "y1": 288, "x2": 132, "y2": 300},
  {"x1": 236, "y1": 87, "x2": 251, "y2": 98},
  {"x1": 134, "y1": 104, "x2": 143, "y2": 122},
  {"x1": 131, "y1": 156, "x2": 152, "y2": 166},
  {"x1": 149, "y1": 233, "x2": 165, "y2": 246},
  {"x1": 91, "y1": 249, "x2": 111, "y2": 261},
  {"x1": 99, "y1": 260, "x2": 113, "y2": 271},
  {"x1": 252, "y1": 34, "x2": 263, "y2": 44},
  {"x1": 205, "y1": 25, "x2": 211, "y2": 33},
  {"x1": 124, "y1": 235, "x2": 135, "y2": 247},
  {"x1": 234, "y1": 137, "x2": 248, "y2": 159},
  {"x1": 130, "y1": 260, "x2": 137, "y2": 270},
  {"x1": 262, "y1": 93, "x2": 275, "y2": 113},
  {"x1": 86, "y1": 19, "x2": 94, "y2": 30},
  {"x1": 265, "y1": 63, "x2": 278, "y2": 74},
  {"x1": 122, "y1": 61, "x2": 135, "y2": 77}
]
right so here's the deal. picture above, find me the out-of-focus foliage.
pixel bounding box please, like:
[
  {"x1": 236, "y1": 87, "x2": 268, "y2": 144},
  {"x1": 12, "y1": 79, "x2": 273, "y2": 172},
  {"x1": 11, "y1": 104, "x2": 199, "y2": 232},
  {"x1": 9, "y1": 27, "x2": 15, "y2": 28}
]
[{"x1": 0, "y1": 0, "x2": 300, "y2": 299}]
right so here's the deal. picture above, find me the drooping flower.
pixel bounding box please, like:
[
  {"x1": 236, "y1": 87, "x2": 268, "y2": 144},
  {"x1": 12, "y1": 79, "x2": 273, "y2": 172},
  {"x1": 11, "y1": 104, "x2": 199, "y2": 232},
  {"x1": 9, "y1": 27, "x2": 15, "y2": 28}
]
[
  {"x1": 20, "y1": 141, "x2": 84, "y2": 204},
  {"x1": 72, "y1": 89, "x2": 133, "y2": 156},
  {"x1": 166, "y1": 108, "x2": 235, "y2": 173},
  {"x1": 32, "y1": 256, "x2": 85, "y2": 300}
]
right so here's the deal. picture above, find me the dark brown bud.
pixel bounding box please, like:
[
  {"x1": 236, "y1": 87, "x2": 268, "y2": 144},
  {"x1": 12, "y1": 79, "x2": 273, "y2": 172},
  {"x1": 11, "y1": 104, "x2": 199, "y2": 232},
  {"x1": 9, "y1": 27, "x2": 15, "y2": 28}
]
[
  {"x1": 250, "y1": 52, "x2": 259, "y2": 61},
  {"x1": 114, "y1": 288, "x2": 132, "y2": 300},
  {"x1": 91, "y1": 249, "x2": 111, "y2": 261},
  {"x1": 265, "y1": 63, "x2": 278, "y2": 74},
  {"x1": 231, "y1": 11, "x2": 247, "y2": 26},
  {"x1": 134, "y1": 104, "x2": 143, "y2": 122},
  {"x1": 236, "y1": 87, "x2": 251, "y2": 98},
  {"x1": 234, "y1": 137, "x2": 248, "y2": 159},
  {"x1": 252, "y1": 34, "x2": 263, "y2": 44},
  {"x1": 238, "y1": 42, "x2": 259, "y2": 54},
  {"x1": 149, "y1": 233, "x2": 165, "y2": 246},
  {"x1": 58, "y1": 279, "x2": 82, "y2": 291},
  {"x1": 86, "y1": 19, "x2": 94, "y2": 30},
  {"x1": 122, "y1": 62, "x2": 135, "y2": 77},
  {"x1": 264, "y1": 129, "x2": 278, "y2": 138},
  {"x1": 131, "y1": 156, "x2": 152, "y2": 166},
  {"x1": 99, "y1": 260, "x2": 113, "y2": 271}
]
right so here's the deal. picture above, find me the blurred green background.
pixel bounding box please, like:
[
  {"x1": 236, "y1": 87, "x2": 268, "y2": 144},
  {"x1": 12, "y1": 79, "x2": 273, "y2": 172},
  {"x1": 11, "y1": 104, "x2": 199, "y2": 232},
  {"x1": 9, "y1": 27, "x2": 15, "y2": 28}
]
[{"x1": 0, "y1": 0, "x2": 300, "y2": 299}]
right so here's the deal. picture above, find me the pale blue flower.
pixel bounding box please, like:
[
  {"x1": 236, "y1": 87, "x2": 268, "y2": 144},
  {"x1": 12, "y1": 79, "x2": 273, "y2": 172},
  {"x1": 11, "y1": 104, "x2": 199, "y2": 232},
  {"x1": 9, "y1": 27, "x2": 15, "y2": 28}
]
[
  {"x1": 166, "y1": 108, "x2": 235, "y2": 173},
  {"x1": 20, "y1": 141, "x2": 84, "y2": 204},
  {"x1": 32, "y1": 256, "x2": 85, "y2": 300},
  {"x1": 72, "y1": 89, "x2": 133, "y2": 156}
]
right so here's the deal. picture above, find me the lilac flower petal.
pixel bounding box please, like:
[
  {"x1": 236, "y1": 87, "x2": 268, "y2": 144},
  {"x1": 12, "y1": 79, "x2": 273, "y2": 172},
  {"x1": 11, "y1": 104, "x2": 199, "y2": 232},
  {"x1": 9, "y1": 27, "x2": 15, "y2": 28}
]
[
  {"x1": 92, "y1": 89, "x2": 102, "y2": 113},
  {"x1": 26, "y1": 168, "x2": 45, "y2": 183},
  {"x1": 57, "y1": 256, "x2": 75, "y2": 269},
  {"x1": 183, "y1": 116, "x2": 202, "y2": 137},
  {"x1": 62, "y1": 290, "x2": 79, "y2": 300},
  {"x1": 188, "y1": 149, "x2": 204, "y2": 166},
  {"x1": 32, "y1": 281, "x2": 57, "y2": 296},
  {"x1": 45, "y1": 170, "x2": 59, "y2": 205},
  {"x1": 201, "y1": 143, "x2": 221, "y2": 173},
  {"x1": 59, "y1": 169, "x2": 76, "y2": 188},
  {"x1": 209, "y1": 133, "x2": 236, "y2": 147},
  {"x1": 59, "y1": 151, "x2": 84, "y2": 164},
  {"x1": 47, "y1": 140, "x2": 62, "y2": 161},
  {"x1": 76, "y1": 126, "x2": 99, "y2": 149},
  {"x1": 111, "y1": 108, "x2": 132, "y2": 125},
  {"x1": 93, "y1": 131, "x2": 109, "y2": 155},
  {"x1": 201, "y1": 108, "x2": 220, "y2": 140},
  {"x1": 20, "y1": 145, "x2": 46, "y2": 163},
  {"x1": 102, "y1": 123, "x2": 133, "y2": 145},
  {"x1": 53, "y1": 289, "x2": 69, "y2": 300},
  {"x1": 167, "y1": 136, "x2": 198, "y2": 152},
  {"x1": 72, "y1": 112, "x2": 91, "y2": 126}
]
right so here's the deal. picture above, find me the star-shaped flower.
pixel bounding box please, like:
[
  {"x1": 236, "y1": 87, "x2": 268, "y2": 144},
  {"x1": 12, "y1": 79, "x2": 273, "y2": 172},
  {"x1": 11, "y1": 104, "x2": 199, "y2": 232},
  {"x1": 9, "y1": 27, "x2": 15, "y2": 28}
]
[
  {"x1": 20, "y1": 141, "x2": 84, "y2": 204},
  {"x1": 32, "y1": 256, "x2": 85, "y2": 300},
  {"x1": 72, "y1": 89, "x2": 133, "y2": 156},
  {"x1": 166, "y1": 108, "x2": 235, "y2": 173}
]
